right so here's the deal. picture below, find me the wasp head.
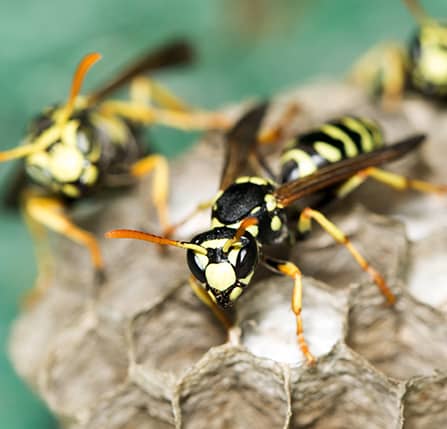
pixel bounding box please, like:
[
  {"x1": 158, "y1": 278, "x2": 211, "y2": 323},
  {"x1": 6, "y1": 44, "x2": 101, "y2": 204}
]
[{"x1": 187, "y1": 226, "x2": 259, "y2": 309}]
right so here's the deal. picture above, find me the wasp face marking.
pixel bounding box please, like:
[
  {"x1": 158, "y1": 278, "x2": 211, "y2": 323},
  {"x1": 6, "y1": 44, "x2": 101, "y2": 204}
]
[{"x1": 187, "y1": 227, "x2": 259, "y2": 309}]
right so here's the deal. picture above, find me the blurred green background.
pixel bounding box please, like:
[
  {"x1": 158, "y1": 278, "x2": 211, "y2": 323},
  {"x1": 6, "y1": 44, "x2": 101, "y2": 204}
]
[{"x1": 0, "y1": 0, "x2": 444, "y2": 427}]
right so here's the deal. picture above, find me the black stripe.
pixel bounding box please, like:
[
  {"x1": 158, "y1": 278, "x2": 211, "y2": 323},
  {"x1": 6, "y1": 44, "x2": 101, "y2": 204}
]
[
  {"x1": 300, "y1": 130, "x2": 349, "y2": 159},
  {"x1": 329, "y1": 120, "x2": 365, "y2": 154}
]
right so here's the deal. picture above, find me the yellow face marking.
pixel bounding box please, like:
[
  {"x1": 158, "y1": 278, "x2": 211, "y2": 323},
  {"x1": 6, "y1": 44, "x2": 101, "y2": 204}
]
[
  {"x1": 264, "y1": 194, "x2": 276, "y2": 212},
  {"x1": 201, "y1": 238, "x2": 228, "y2": 249},
  {"x1": 228, "y1": 249, "x2": 239, "y2": 266},
  {"x1": 80, "y1": 165, "x2": 98, "y2": 185},
  {"x1": 205, "y1": 263, "x2": 236, "y2": 291},
  {"x1": 49, "y1": 144, "x2": 85, "y2": 182},
  {"x1": 194, "y1": 253, "x2": 209, "y2": 270},
  {"x1": 229, "y1": 287, "x2": 243, "y2": 301},
  {"x1": 314, "y1": 142, "x2": 342, "y2": 162},
  {"x1": 321, "y1": 124, "x2": 358, "y2": 157},
  {"x1": 270, "y1": 215, "x2": 282, "y2": 232},
  {"x1": 281, "y1": 149, "x2": 317, "y2": 177}
]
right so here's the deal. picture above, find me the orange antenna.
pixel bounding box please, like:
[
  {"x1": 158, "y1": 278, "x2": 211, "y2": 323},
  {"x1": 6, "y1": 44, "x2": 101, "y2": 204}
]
[
  {"x1": 403, "y1": 0, "x2": 431, "y2": 24},
  {"x1": 105, "y1": 229, "x2": 208, "y2": 255},
  {"x1": 222, "y1": 217, "x2": 258, "y2": 253},
  {"x1": 0, "y1": 126, "x2": 61, "y2": 162},
  {"x1": 60, "y1": 52, "x2": 102, "y2": 122}
]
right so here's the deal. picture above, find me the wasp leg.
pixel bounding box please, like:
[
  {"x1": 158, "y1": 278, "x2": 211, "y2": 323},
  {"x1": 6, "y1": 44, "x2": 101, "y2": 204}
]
[
  {"x1": 130, "y1": 76, "x2": 190, "y2": 111},
  {"x1": 257, "y1": 102, "x2": 301, "y2": 145},
  {"x1": 350, "y1": 43, "x2": 407, "y2": 110},
  {"x1": 263, "y1": 256, "x2": 316, "y2": 365},
  {"x1": 163, "y1": 198, "x2": 214, "y2": 237},
  {"x1": 25, "y1": 195, "x2": 105, "y2": 284},
  {"x1": 131, "y1": 154, "x2": 171, "y2": 230},
  {"x1": 298, "y1": 207, "x2": 396, "y2": 305},
  {"x1": 99, "y1": 100, "x2": 231, "y2": 131},
  {"x1": 358, "y1": 167, "x2": 447, "y2": 195},
  {"x1": 188, "y1": 275, "x2": 239, "y2": 343},
  {"x1": 21, "y1": 212, "x2": 54, "y2": 307}
]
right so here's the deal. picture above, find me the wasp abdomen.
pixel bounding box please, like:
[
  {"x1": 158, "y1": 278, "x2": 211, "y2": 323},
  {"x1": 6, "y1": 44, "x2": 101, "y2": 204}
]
[{"x1": 280, "y1": 116, "x2": 383, "y2": 184}]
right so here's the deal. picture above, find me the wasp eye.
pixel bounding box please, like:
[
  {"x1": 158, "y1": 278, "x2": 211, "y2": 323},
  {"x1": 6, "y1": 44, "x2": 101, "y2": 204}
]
[
  {"x1": 235, "y1": 239, "x2": 257, "y2": 278},
  {"x1": 187, "y1": 251, "x2": 208, "y2": 283}
]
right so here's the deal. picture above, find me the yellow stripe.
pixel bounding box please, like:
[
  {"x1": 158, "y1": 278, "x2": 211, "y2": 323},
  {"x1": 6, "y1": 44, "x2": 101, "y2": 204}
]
[
  {"x1": 281, "y1": 149, "x2": 317, "y2": 176},
  {"x1": 314, "y1": 141, "x2": 342, "y2": 162},
  {"x1": 320, "y1": 124, "x2": 358, "y2": 157},
  {"x1": 341, "y1": 117, "x2": 374, "y2": 152}
]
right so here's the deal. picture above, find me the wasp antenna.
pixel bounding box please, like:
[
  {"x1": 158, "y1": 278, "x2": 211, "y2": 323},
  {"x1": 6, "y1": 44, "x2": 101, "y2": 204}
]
[
  {"x1": 105, "y1": 228, "x2": 207, "y2": 255},
  {"x1": 403, "y1": 0, "x2": 432, "y2": 24},
  {"x1": 0, "y1": 127, "x2": 61, "y2": 162},
  {"x1": 222, "y1": 217, "x2": 258, "y2": 253},
  {"x1": 61, "y1": 52, "x2": 102, "y2": 121}
]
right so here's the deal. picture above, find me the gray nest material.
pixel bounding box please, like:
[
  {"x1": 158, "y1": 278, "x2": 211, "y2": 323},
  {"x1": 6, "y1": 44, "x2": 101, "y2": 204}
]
[{"x1": 9, "y1": 82, "x2": 447, "y2": 428}]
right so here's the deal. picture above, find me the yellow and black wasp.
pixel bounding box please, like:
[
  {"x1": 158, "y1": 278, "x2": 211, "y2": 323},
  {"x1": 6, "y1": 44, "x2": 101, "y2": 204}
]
[
  {"x1": 105, "y1": 102, "x2": 447, "y2": 364},
  {"x1": 0, "y1": 40, "x2": 229, "y2": 296},
  {"x1": 351, "y1": 0, "x2": 447, "y2": 107}
]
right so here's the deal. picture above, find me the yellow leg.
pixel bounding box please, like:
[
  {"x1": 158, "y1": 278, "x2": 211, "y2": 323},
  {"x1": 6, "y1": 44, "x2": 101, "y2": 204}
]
[
  {"x1": 299, "y1": 207, "x2": 396, "y2": 305},
  {"x1": 263, "y1": 256, "x2": 315, "y2": 365},
  {"x1": 350, "y1": 43, "x2": 407, "y2": 109},
  {"x1": 99, "y1": 100, "x2": 231, "y2": 131},
  {"x1": 21, "y1": 211, "x2": 54, "y2": 307},
  {"x1": 131, "y1": 154, "x2": 170, "y2": 230},
  {"x1": 336, "y1": 166, "x2": 447, "y2": 199},
  {"x1": 25, "y1": 195, "x2": 105, "y2": 283},
  {"x1": 360, "y1": 167, "x2": 447, "y2": 195},
  {"x1": 130, "y1": 76, "x2": 191, "y2": 111},
  {"x1": 188, "y1": 275, "x2": 233, "y2": 331},
  {"x1": 257, "y1": 102, "x2": 301, "y2": 145}
]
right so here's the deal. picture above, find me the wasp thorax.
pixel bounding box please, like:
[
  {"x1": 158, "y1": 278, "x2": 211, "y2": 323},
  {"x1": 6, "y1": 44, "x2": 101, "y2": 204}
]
[{"x1": 186, "y1": 227, "x2": 259, "y2": 309}]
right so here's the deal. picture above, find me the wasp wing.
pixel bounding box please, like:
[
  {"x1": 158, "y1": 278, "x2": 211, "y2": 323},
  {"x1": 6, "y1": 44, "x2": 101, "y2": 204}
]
[
  {"x1": 1, "y1": 161, "x2": 28, "y2": 209},
  {"x1": 88, "y1": 39, "x2": 194, "y2": 103},
  {"x1": 220, "y1": 102, "x2": 270, "y2": 190},
  {"x1": 274, "y1": 134, "x2": 425, "y2": 207}
]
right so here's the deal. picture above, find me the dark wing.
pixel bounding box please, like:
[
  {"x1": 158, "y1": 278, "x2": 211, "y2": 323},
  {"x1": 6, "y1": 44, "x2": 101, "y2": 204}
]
[
  {"x1": 220, "y1": 102, "x2": 269, "y2": 190},
  {"x1": 88, "y1": 39, "x2": 194, "y2": 103},
  {"x1": 275, "y1": 134, "x2": 425, "y2": 207},
  {"x1": 1, "y1": 161, "x2": 28, "y2": 209}
]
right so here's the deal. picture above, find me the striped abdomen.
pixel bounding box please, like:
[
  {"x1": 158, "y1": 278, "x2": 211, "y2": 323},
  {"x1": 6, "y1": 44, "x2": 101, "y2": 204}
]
[{"x1": 280, "y1": 116, "x2": 383, "y2": 184}]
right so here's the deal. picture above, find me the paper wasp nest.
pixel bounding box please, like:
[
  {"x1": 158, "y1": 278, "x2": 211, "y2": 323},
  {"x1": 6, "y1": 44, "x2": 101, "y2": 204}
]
[{"x1": 9, "y1": 83, "x2": 447, "y2": 428}]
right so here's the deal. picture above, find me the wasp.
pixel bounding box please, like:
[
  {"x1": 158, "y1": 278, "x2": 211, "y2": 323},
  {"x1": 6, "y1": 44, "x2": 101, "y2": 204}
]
[
  {"x1": 0, "y1": 40, "x2": 229, "y2": 299},
  {"x1": 351, "y1": 0, "x2": 447, "y2": 107},
  {"x1": 105, "y1": 103, "x2": 447, "y2": 364}
]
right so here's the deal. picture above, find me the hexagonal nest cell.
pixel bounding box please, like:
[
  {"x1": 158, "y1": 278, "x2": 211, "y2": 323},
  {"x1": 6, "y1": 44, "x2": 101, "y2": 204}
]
[{"x1": 9, "y1": 83, "x2": 447, "y2": 428}]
